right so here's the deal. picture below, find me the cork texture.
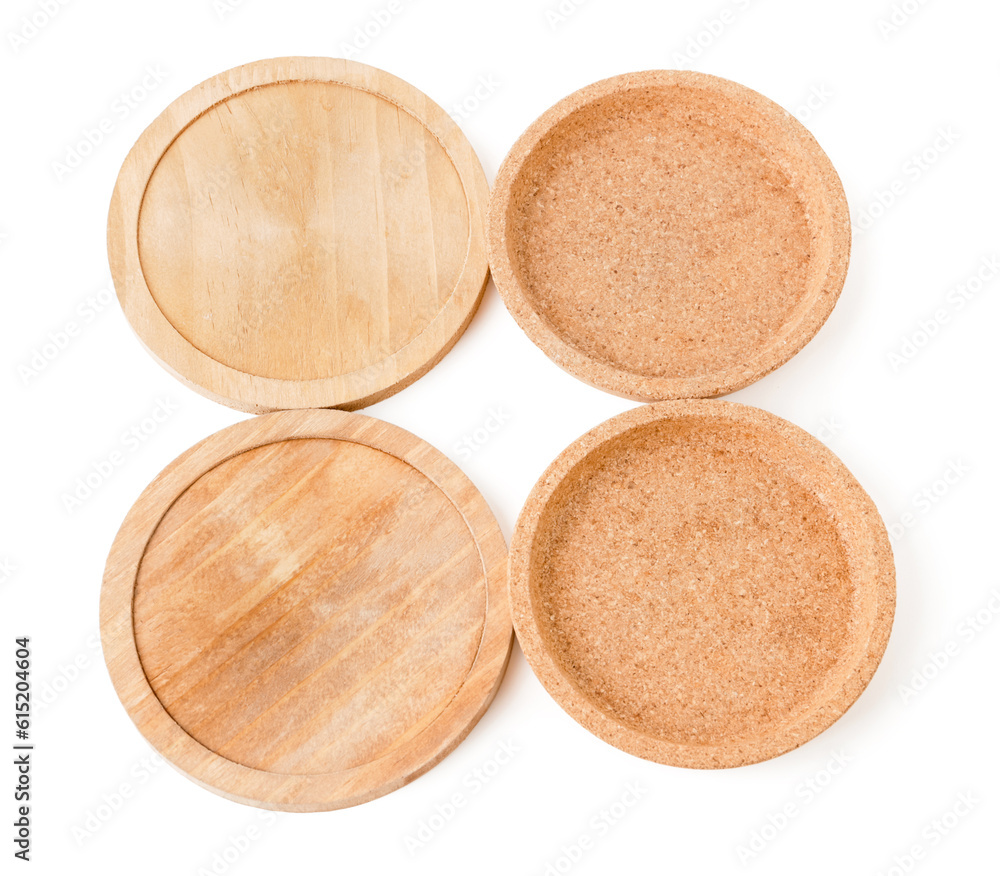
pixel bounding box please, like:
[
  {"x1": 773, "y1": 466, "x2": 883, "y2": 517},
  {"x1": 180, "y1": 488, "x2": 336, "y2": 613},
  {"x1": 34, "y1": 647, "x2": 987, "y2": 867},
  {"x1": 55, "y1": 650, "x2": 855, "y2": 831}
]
[
  {"x1": 509, "y1": 401, "x2": 894, "y2": 768},
  {"x1": 488, "y1": 71, "x2": 851, "y2": 400}
]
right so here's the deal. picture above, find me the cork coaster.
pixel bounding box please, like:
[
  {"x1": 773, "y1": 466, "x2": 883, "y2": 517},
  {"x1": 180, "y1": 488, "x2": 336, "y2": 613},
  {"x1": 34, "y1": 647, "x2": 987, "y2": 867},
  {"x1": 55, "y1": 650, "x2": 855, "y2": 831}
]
[
  {"x1": 100, "y1": 410, "x2": 512, "y2": 810},
  {"x1": 488, "y1": 71, "x2": 851, "y2": 400},
  {"x1": 509, "y1": 401, "x2": 894, "y2": 768},
  {"x1": 108, "y1": 58, "x2": 490, "y2": 413}
]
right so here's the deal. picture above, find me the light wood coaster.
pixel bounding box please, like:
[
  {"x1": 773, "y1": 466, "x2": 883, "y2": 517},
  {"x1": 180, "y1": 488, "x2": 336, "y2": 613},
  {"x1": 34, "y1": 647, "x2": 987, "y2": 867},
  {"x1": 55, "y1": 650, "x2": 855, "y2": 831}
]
[
  {"x1": 109, "y1": 57, "x2": 490, "y2": 412},
  {"x1": 509, "y1": 400, "x2": 894, "y2": 768},
  {"x1": 488, "y1": 70, "x2": 851, "y2": 400},
  {"x1": 101, "y1": 409, "x2": 511, "y2": 810}
]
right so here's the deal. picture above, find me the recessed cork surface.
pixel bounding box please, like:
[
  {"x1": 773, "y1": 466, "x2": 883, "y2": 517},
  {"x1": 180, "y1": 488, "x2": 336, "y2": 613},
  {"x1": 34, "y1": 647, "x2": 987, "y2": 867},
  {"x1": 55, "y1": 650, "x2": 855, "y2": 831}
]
[
  {"x1": 488, "y1": 71, "x2": 851, "y2": 400},
  {"x1": 509, "y1": 401, "x2": 894, "y2": 768},
  {"x1": 101, "y1": 410, "x2": 512, "y2": 810},
  {"x1": 108, "y1": 58, "x2": 490, "y2": 413}
]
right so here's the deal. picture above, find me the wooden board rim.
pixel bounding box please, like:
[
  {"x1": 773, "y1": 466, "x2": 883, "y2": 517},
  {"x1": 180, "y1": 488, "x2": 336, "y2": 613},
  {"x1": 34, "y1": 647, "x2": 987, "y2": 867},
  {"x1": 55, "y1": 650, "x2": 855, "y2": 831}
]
[
  {"x1": 108, "y1": 57, "x2": 491, "y2": 413},
  {"x1": 100, "y1": 409, "x2": 512, "y2": 810}
]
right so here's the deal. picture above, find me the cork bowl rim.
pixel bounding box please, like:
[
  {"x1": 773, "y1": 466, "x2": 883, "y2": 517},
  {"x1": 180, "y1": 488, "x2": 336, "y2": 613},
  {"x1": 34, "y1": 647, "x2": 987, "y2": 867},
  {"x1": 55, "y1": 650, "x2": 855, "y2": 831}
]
[
  {"x1": 487, "y1": 69, "x2": 852, "y2": 401},
  {"x1": 508, "y1": 400, "x2": 895, "y2": 769}
]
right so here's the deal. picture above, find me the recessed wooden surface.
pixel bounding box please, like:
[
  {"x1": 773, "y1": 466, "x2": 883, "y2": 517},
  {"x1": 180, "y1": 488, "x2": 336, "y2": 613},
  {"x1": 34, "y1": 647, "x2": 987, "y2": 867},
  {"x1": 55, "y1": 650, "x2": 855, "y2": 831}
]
[
  {"x1": 488, "y1": 70, "x2": 851, "y2": 400},
  {"x1": 101, "y1": 410, "x2": 511, "y2": 810},
  {"x1": 509, "y1": 401, "x2": 894, "y2": 768},
  {"x1": 109, "y1": 57, "x2": 490, "y2": 412}
]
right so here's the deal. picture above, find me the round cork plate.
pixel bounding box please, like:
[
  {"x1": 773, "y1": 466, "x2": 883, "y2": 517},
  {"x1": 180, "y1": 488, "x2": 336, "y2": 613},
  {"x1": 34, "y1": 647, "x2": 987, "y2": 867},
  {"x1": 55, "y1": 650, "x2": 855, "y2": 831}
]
[
  {"x1": 109, "y1": 57, "x2": 490, "y2": 413},
  {"x1": 488, "y1": 71, "x2": 851, "y2": 400},
  {"x1": 101, "y1": 410, "x2": 512, "y2": 810},
  {"x1": 510, "y1": 401, "x2": 894, "y2": 768}
]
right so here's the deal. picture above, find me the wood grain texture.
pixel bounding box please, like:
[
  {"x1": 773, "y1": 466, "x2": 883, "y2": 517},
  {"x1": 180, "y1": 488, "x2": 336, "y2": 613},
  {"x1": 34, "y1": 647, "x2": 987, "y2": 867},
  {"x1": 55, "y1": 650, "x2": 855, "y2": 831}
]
[
  {"x1": 488, "y1": 70, "x2": 852, "y2": 401},
  {"x1": 108, "y1": 57, "x2": 490, "y2": 412},
  {"x1": 101, "y1": 410, "x2": 511, "y2": 810},
  {"x1": 509, "y1": 400, "x2": 894, "y2": 769}
]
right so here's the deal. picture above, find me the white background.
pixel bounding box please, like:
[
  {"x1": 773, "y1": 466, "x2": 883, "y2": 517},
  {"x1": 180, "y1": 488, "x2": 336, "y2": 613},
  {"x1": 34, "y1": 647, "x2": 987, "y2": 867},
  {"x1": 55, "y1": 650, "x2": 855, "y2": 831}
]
[{"x1": 2, "y1": 0, "x2": 998, "y2": 873}]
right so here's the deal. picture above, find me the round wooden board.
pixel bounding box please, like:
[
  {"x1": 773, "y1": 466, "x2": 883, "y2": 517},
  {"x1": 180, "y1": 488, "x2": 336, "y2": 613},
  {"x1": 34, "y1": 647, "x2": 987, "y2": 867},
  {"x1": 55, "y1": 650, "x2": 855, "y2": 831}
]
[
  {"x1": 109, "y1": 57, "x2": 491, "y2": 413},
  {"x1": 509, "y1": 400, "x2": 894, "y2": 768},
  {"x1": 488, "y1": 70, "x2": 851, "y2": 401},
  {"x1": 101, "y1": 410, "x2": 512, "y2": 810}
]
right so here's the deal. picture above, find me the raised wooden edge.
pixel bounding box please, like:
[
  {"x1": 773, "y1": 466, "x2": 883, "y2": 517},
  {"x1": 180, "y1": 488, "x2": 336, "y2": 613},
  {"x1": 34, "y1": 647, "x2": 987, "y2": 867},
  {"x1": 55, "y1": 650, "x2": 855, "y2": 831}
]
[
  {"x1": 508, "y1": 400, "x2": 895, "y2": 768},
  {"x1": 487, "y1": 70, "x2": 852, "y2": 401},
  {"x1": 100, "y1": 409, "x2": 512, "y2": 810},
  {"x1": 108, "y1": 57, "x2": 491, "y2": 413}
]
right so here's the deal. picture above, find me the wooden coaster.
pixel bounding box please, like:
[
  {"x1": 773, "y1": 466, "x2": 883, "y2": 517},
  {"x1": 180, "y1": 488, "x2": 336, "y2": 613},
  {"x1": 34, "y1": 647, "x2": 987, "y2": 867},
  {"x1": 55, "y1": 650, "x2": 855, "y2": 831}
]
[
  {"x1": 109, "y1": 58, "x2": 490, "y2": 413},
  {"x1": 488, "y1": 71, "x2": 851, "y2": 400},
  {"x1": 101, "y1": 410, "x2": 511, "y2": 810},
  {"x1": 509, "y1": 401, "x2": 894, "y2": 768}
]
